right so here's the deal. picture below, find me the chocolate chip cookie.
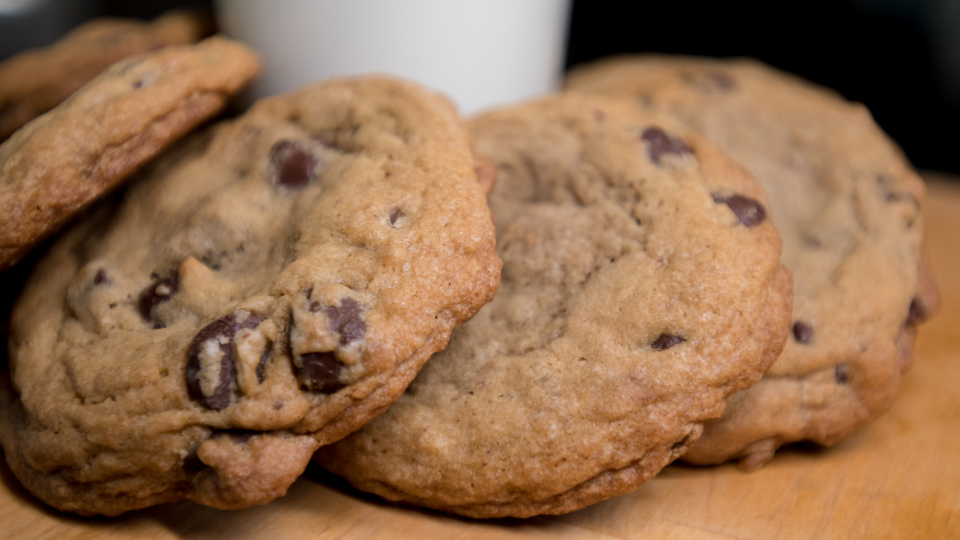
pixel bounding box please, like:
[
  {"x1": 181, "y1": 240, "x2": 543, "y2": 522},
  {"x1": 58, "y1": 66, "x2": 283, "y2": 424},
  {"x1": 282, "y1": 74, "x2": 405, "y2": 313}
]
[
  {"x1": 0, "y1": 76, "x2": 500, "y2": 515},
  {"x1": 0, "y1": 36, "x2": 259, "y2": 272},
  {"x1": 316, "y1": 93, "x2": 792, "y2": 518},
  {"x1": 567, "y1": 55, "x2": 937, "y2": 469},
  {"x1": 0, "y1": 9, "x2": 213, "y2": 142}
]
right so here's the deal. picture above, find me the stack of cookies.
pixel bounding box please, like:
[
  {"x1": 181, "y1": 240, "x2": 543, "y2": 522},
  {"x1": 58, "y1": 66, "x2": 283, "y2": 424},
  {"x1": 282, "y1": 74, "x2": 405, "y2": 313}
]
[{"x1": 0, "y1": 14, "x2": 936, "y2": 520}]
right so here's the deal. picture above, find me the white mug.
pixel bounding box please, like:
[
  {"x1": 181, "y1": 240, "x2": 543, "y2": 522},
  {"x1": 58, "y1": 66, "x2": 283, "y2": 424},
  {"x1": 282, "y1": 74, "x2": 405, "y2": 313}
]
[{"x1": 215, "y1": 0, "x2": 571, "y2": 114}]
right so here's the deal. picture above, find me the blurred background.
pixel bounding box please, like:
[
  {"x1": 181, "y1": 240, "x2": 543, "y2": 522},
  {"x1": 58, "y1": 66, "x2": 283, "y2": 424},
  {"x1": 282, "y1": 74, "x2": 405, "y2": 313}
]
[{"x1": 2, "y1": 0, "x2": 958, "y2": 174}]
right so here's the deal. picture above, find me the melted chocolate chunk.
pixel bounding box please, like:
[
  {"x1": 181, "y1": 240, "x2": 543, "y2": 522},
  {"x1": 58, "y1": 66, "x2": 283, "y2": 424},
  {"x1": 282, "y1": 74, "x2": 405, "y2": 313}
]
[
  {"x1": 792, "y1": 320, "x2": 814, "y2": 344},
  {"x1": 712, "y1": 194, "x2": 766, "y2": 227},
  {"x1": 641, "y1": 127, "x2": 692, "y2": 165},
  {"x1": 322, "y1": 298, "x2": 366, "y2": 345},
  {"x1": 652, "y1": 334, "x2": 686, "y2": 351},
  {"x1": 296, "y1": 352, "x2": 345, "y2": 393},
  {"x1": 389, "y1": 208, "x2": 405, "y2": 227},
  {"x1": 834, "y1": 364, "x2": 850, "y2": 385},
  {"x1": 187, "y1": 314, "x2": 239, "y2": 411},
  {"x1": 242, "y1": 314, "x2": 264, "y2": 330},
  {"x1": 138, "y1": 272, "x2": 179, "y2": 324},
  {"x1": 186, "y1": 313, "x2": 263, "y2": 411},
  {"x1": 93, "y1": 268, "x2": 109, "y2": 285},
  {"x1": 270, "y1": 140, "x2": 317, "y2": 189}
]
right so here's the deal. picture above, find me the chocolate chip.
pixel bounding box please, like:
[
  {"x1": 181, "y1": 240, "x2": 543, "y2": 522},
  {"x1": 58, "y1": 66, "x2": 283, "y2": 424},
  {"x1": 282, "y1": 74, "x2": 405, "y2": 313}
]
[
  {"x1": 322, "y1": 298, "x2": 366, "y2": 345},
  {"x1": 186, "y1": 313, "x2": 263, "y2": 411},
  {"x1": 641, "y1": 127, "x2": 693, "y2": 165},
  {"x1": 389, "y1": 208, "x2": 405, "y2": 227},
  {"x1": 138, "y1": 272, "x2": 179, "y2": 324},
  {"x1": 712, "y1": 194, "x2": 766, "y2": 227},
  {"x1": 834, "y1": 364, "x2": 850, "y2": 385},
  {"x1": 906, "y1": 297, "x2": 929, "y2": 326},
  {"x1": 652, "y1": 334, "x2": 686, "y2": 351},
  {"x1": 93, "y1": 268, "x2": 109, "y2": 285},
  {"x1": 270, "y1": 140, "x2": 317, "y2": 189},
  {"x1": 792, "y1": 320, "x2": 814, "y2": 344},
  {"x1": 241, "y1": 314, "x2": 264, "y2": 330},
  {"x1": 187, "y1": 314, "x2": 239, "y2": 411},
  {"x1": 295, "y1": 352, "x2": 345, "y2": 393}
]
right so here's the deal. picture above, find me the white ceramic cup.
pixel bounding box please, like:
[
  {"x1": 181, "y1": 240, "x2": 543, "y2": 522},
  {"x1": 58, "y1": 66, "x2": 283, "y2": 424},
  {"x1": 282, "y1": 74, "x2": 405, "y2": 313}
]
[{"x1": 215, "y1": 0, "x2": 571, "y2": 114}]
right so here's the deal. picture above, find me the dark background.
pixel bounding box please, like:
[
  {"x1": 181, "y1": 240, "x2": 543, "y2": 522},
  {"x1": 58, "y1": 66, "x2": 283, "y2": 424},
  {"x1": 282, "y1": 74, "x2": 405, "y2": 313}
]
[
  {"x1": 567, "y1": 0, "x2": 960, "y2": 175},
  {"x1": 2, "y1": 0, "x2": 958, "y2": 174}
]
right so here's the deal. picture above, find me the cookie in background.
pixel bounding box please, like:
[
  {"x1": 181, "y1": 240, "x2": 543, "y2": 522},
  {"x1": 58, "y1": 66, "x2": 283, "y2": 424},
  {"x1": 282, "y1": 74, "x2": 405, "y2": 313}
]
[
  {"x1": 567, "y1": 54, "x2": 938, "y2": 469},
  {"x1": 0, "y1": 36, "x2": 258, "y2": 271},
  {"x1": 0, "y1": 8, "x2": 214, "y2": 142}
]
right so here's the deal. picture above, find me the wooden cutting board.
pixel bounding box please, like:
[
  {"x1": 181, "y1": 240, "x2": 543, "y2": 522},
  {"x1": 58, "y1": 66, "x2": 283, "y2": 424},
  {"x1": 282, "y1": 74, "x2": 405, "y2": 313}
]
[{"x1": 2, "y1": 175, "x2": 959, "y2": 540}]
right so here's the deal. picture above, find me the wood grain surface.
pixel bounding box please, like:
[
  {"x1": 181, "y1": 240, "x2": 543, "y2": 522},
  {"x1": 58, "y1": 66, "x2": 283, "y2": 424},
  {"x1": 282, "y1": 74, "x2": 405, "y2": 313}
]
[{"x1": 2, "y1": 176, "x2": 959, "y2": 540}]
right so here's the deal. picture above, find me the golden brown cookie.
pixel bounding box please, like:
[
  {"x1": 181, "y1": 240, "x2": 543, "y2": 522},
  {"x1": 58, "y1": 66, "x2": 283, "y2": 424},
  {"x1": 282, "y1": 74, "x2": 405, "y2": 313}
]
[
  {"x1": 0, "y1": 76, "x2": 500, "y2": 516},
  {"x1": 0, "y1": 36, "x2": 259, "y2": 271},
  {"x1": 316, "y1": 93, "x2": 791, "y2": 518},
  {"x1": 567, "y1": 55, "x2": 937, "y2": 469},
  {"x1": 0, "y1": 9, "x2": 213, "y2": 141}
]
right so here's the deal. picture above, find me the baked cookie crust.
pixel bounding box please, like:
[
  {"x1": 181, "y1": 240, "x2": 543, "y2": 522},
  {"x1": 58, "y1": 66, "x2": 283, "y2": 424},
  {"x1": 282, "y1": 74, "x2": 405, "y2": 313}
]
[
  {"x1": 0, "y1": 76, "x2": 500, "y2": 515},
  {"x1": 0, "y1": 9, "x2": 213, "y2": 141},
  {"x1": 317, "y1": 93, "x2": 791, "y2": 517},
  {"x1": 0, "y1": 36, "x2": 259, "y2": 271},
  {"x1": 567, "y1": 55, "x2": 937, "y2": 469}
]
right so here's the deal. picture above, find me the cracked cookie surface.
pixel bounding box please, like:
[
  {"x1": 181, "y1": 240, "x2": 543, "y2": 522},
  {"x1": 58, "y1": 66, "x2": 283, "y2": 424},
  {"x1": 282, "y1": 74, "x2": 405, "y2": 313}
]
[
  {"x1": 567, "y1": 55, "x2": 937, "y2": 469},
  {"x1": 0, "y1": 76, "x2": 500, "y2": 515},
  {"x1": 0, "y1": 36, "x2": 259, "y2": 271},
  {"x1": 316, "y1": 93, "x2": 791, "y2": 518}
]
